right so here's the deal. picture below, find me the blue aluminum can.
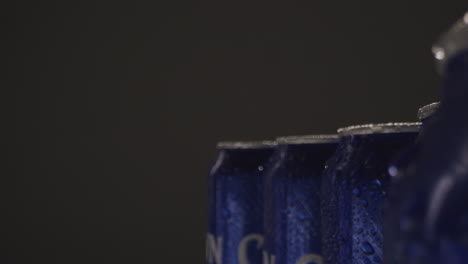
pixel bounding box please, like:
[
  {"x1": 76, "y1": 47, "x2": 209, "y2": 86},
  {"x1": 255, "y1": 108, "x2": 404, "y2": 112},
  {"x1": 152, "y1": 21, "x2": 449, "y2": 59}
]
[
  {"x1": 391, "y1": 12, "x2": 468, "y2": 264},
  {"x1": 384, "y1": 103, "x2": 439, "y2": 264},
  {"x1": 263, "y1": 135, "x2": 339, "y2": 264},
  {"x1": 206, "y1": 141, "x2": 275, "y2": 264},
  {"x1": 320, "y1": 123, "x2": 419, "y2": 264}
]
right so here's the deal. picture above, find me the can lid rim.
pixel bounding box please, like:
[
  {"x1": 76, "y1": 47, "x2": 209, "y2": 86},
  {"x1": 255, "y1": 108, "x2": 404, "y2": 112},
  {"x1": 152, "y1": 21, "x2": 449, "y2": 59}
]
[
  {"x1": 338, "y1": 122, "x2": 421, "y2": 135},
  {"x1": 216, "y1": 140, "x2": 276, "y2": 149},
  {"x1": 276, "y1": 134, "x2": 339, "y2": 144},
  {"x1": 417, "y1": 102, "x2": 440, "y2": 121}
]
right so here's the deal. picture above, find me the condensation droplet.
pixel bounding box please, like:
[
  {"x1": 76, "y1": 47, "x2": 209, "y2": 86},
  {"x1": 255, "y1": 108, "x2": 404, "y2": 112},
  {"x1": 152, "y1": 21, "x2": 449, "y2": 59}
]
[
  {"x1": 361, "y1": 241, "x2": 375, "y2": 255},
  {"x1": 222, "y1": 208, "x2": 231, "y2": 218}
]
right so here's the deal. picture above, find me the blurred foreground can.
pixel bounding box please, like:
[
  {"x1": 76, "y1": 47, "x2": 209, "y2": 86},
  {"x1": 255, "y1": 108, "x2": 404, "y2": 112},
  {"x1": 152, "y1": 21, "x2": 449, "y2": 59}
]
[
  {"x1": 206, "y1": 141, "x2": 275, "y2": 264},
  {"x1": 263, "y1": 135, "x2": 339, "y2": 264},
  {"x1": 321, "y1": 123, "x2": 419, "y2": 264},
  {"x1": 390, "y1": 12, "x2": 468, "y2": 264}
]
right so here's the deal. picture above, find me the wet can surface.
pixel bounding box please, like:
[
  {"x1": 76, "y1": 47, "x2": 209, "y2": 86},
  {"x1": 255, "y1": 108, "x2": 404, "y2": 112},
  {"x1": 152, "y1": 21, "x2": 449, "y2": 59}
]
[
  {"x1": 206, "y1": 141, "x2": 275, "y2": 264},
  {"x1": 263, "y1": 135, "x2": 339, "y2": 264},
  {"x1": 320, "y1": 123, "x2": 419, "y2": 264}
]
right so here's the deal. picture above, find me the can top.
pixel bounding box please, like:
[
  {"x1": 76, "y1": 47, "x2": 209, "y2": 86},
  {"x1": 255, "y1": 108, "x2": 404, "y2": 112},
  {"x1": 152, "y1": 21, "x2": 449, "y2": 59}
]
[
  {"x1": 216, "y1": 140, "x2": 276, "y2": 149},
  {"x1": 417, "y1": 102, "x2": 440, "y2": 121},
  {"x1": 338, "y1": 122, "x2": 421, "y2": 136},
  {"x1": 432, "y1": 12, "x2": 468, "y2": 74},
  {"x1": 276, "y1": 134, "x2": 339, "y2": 144}
]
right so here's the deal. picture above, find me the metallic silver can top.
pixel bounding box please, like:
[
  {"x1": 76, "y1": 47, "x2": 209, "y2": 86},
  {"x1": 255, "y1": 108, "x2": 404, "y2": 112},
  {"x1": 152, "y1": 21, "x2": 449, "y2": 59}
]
[
  {"x1": 417, "y1": 102, "x2": 440, "y2": 121},
  {"x1": 338, "y1": 122, "x2": 421, "y2": 136},
  {"x1": 276, "y1": 134, "x2": 339, "y2": 144},
  {"x1": 216, "y1": 140, "x2": 276, "y2": 149},
  {"x1": 432, "y1": 12, "x2": 468, "y2": 74}
]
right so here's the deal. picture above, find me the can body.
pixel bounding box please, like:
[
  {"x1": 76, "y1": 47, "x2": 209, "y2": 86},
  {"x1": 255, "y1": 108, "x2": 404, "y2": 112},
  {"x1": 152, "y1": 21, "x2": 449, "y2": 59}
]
[
  {"x1": 384, "y1": 103, "x2": 439, "y2": 264},
  {"x1": 206, "y1": 142, "x2": 274, "y2": 264},
  {"x1": 423, "y1": 50, "x2": 468, "y2": 264},
  {"x1": 321, "y1": 124, "x2": 419, "y2": 264},
  {"x1": 387, "y1": 102, "x2": 440, "y2": 177},
  {"x1": 392, "y1": 16, "x2": 468, "y2": 264},
  {"x1": 263, "y1": 136, "x2": 338, "y2": 264}
]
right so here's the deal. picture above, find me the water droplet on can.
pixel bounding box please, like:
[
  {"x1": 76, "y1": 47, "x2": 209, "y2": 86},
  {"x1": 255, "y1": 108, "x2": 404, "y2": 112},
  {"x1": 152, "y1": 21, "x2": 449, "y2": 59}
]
[
  {"x1": 361, "y1": 241, "x2": 375, "y2": 255},
  {"x1": 222, "y1": 208, "x2": 231, "y2": 218},
  {"x1": 352, "y1": 188, "x2": 360, "y2": 196},
  {"x1": 373, "y1": 179, "x2": 382, "y2": 187}
]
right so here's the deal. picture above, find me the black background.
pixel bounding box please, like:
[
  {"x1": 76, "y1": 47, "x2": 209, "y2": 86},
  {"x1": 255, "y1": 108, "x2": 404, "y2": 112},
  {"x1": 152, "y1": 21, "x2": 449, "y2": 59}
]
[{"x1": 6, "y1": 1, "x2": 467, "y2": 263}]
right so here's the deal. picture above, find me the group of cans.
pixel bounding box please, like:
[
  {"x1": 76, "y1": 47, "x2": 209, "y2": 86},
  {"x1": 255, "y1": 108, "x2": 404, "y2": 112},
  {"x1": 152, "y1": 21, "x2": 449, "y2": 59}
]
[
  {"x1": 206, "y1": 121, "x2": 421, "y2": 264},
  {"x1": 206, "y1": 12, "x2": 468, "y2": 264}
]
